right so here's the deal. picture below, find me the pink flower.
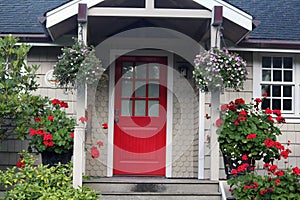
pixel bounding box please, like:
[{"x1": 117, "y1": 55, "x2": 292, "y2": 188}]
[
  {"x1": 97, "y1": 141, "x2": 104, "y2": 146},
  {"x1": 91, "y1": 146, "x2": 100, "y2": 159},
  {"x1": 79, "y1": 116, "x2": 87, "y2": 123},
  {"x1": 216, "y1": 119, "x2": 222, "y2": 127},
  {"x1": 220, "y1": 104, "x2": 229, "y2": 111}
]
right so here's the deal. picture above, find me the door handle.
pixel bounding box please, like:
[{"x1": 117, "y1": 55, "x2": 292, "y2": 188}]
[{"x1": 114, "y1": 118, "x2": 119, "y2": 123}]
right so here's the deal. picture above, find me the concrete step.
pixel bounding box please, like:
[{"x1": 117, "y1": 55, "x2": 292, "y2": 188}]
[{"x1": 84, "y1": 177, "x2": 221, "y2": 200}]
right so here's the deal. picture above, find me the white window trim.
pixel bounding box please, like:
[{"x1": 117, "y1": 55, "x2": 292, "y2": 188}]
[{"x1": 253, "y1": 52, "x2": 300, "y2": 123}]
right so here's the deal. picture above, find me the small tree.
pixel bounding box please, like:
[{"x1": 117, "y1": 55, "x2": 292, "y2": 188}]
[{"x1": 0, "y1": 35, "x2": 46, "y2": 140}]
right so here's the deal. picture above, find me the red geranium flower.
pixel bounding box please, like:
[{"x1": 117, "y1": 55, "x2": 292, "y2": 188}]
[
  {"x1": 52, "y1": 99, "x2": 61, "y2": 105},
  {"x1": 34, "y1": 117, "x2": 41, "y2": 122},
  {"x1": 267, "y1": 115, "x2": 274, "y2": 123},
  {"x1": 292, "y1": 167, "x2": 300, "y2": 175},
  {"x1": 264, "y1": 138, "x2": 275, "y2": 148},
  {"x1": 231, "y1": 169, "x2": 237, "y2": 175},
  {"x1": 262, "y1": 92, "x2": 268, "y2": 98},
  {"x1": 265, "y1": 108, "x2": 273, "y2": 114},
  {"x1": 276, "y1": 116, "x2": 285, "y2": 123},
  {"x1": 247, "y1": 134, "x2": 257, "y2": 140},
  {"x1": 221, "y1": 104, "x2": 229, "y2": 111},
  {"x1": 242, "y1": 154, "x2": 248, "y2": 161},
  {"x1": 273, "y1": 109, "x2": 282, "y2": 116},
  {"x1": 70, "y1": 132, "x2": 74, "y2": 138},
  {"x1": 59, "y1": 101, "x2": 69, "y2": 108},
  {"x1": 97, "y1": 140, "x2": 104, "y2": 146},
  {"x1": 235, "y1": 98, "x2": 245, "y2": 105},
  {"x1": 274, "y1": 170, "x2": 285, "y2": 176},
  {"x1": 43, "y1": 133, "x2": 53, "y2": 141},
  {"x1": 48, "y1": 115, "x2": 54, "y2": 121},
  {"x1": 254, "y1": 98, "x2": 262, "y2": 103},
  {"x1": 16, "y1": 157, "x2": 25, "y2": 168},
  {"x1": 102, "y1": 123, "x2": 108, "y2": 129},
  {"x1": 239, "y1": 110, "x2": 247, "y2": 116}
]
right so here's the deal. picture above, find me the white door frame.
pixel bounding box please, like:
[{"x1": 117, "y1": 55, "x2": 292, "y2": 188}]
[{"x1": 107, "y1": 49, "x2": 173, "y2": 177}]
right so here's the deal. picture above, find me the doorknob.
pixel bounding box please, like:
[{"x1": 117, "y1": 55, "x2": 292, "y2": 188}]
[{"x1": 114, "y1": 118, "x2": 119, "y2": 123}]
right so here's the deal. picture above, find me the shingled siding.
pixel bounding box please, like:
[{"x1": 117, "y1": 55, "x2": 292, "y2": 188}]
[{"x1": 0, "y1": 46, "x2": 76, "y2": 170}]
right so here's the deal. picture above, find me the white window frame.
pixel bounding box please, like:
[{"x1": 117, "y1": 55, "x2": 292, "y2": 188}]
[{"x1": 253, "y1": 52, "x2": 300, "y2": 123}]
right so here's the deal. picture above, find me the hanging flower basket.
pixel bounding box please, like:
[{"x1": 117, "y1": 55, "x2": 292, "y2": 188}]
[
  {"x1": 193, "y1": 48, "x2": 248, "y2": 92},
  {"x1": 53, "y1": 38, "x2": 105, "y2": 89}
]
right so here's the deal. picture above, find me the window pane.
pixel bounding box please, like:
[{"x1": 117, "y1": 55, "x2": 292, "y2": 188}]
[
  {"x1": 283, "y1": 86, "x2": 292, "y2": 97},
  {"x1": 122, "y1": 80, "x2": 133, "y2": 97},
  {"x1": 148, "y1": 82, "x2": 159, "y2": 97},
  {"x1": 122, "y1": 62, "x2": 134, "y2": 78},
  {"x1": 262, "y1": 99, "x2": 270, "y2": 109},
  {"x1": 135, "y1": 63, "x2": 147, "y2": 79},
  {"x1": 272, "y1": 86, "x2": 281, "y2": 97},
  {"x1": 135, "y1": 100, "x2": 146, "y2": 116},
  {"x1": 272, "y1": 99, "x2": 281, "y2": 110},
  {"x1": 262, "y1": 70, "x2": 271, "y2": 81},
  {"x1": 135, "y1": 81, "x2": 146, "y2": 97},
  {"x1": 273, "y1": 57, "x2": 282, "y2": 68},
  {"x1": 284, "y1": 71, "x2": 293, "y2": 82},
  {"x1": 283, "y1": 99, "x2": 292, "y2": 110},
  {"x1": 273, "y1": 70, "x2": 282, "y2": 81},
  {"x1": 149, "y1": 63, "x2": 160, "y2": 79},
  {"x1": 122, "y1": 100, "x2": 132, "y2": 116},
  {"x1": 149, "y1": 100, "x2": 159, "y2": 116},
  {"x1": 262, "y1": 57, "x2": 271, "y2": 68},
  {"x1": 284, "y1": 57, "x2": 293, "y2": 69}
]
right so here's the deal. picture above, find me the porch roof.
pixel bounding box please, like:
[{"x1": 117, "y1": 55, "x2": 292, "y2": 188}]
[{"x1": 44, "y1": 0, "x2": 253, "y2": 46}]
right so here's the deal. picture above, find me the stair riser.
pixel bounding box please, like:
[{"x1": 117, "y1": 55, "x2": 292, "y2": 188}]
[
  {"x1": 100, "y1": 195, "x2": 221, "y2": 200},
  {"x1": 84, "y1": 183, "x2": 219, "y2": 194}
]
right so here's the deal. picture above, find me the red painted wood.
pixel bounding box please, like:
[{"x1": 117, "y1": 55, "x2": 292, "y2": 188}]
[{"x1": 113, "y1": 56, "x2": 167, "y2": 176}]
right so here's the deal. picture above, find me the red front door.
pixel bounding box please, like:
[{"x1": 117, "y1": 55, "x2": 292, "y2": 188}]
[{"x1": 113, "y1": 56, "x2": 167, "y2": 175}]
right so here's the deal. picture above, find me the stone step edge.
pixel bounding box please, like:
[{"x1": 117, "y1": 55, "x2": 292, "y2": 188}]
[{"x1": 98, "y1": 192, "x2": 221, "y2": 196}]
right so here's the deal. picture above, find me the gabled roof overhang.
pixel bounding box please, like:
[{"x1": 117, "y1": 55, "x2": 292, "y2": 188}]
[{"x1": 45, "y1": 0, "x2": 253, "y2": 45}]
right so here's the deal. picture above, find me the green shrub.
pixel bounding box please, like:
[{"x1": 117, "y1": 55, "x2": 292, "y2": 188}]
[{"x1": 0, "y1": 152, "x2": 99, "y2": 200}]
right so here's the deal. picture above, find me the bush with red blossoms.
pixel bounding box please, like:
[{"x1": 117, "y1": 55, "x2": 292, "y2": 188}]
[
  {"x1": 217, "y1": 97, "x2": 285, "y2": 165},
  {"x1": 228, "y1": 142, "x2": 300, "y2": 199},
  {"x1": 29, "y1": 99, "x2": 76, "y2": 154}
]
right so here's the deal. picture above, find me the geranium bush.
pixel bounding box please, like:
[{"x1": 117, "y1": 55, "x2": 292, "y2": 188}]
[
  {"x1": 193, "y1": 48, "x2": 248, "y2": 91},
  {"x1": 228, "y1": 143, "x2": 300, "y2": 199},
  {"x1": 217, "y1": 97, "x2": 285, "y2": 165},
  {"x1": 28, "y1": 99, "x2": 76, "y2": 154}
]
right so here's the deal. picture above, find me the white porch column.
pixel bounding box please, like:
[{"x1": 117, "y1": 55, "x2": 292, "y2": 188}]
[
  {"x1": 209, "y1": 6, "x2": 222, "y2": 181},
  {"x1": 73, "y1": 3, "x2": 88, "y2": 189}
]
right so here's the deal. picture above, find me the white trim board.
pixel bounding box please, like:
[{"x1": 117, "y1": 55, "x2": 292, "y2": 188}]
[
  {"x1": 46, "y1": 0, "x2": 252, "y2": 31},
  {"x1": 107, "y1": 49, "x2": 174, "y2": 177}
]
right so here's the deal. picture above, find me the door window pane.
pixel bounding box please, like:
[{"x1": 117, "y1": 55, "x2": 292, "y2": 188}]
[
  {"x1": 149, "y1": 64, "x2": 160, "y2": 79},
  {"x1": 149, "y1": 100, "x2": 159, "y2": 116},
  {"x1": 135, "y1": 81, "x2": 146, "y2": 97},
  {"x1": 135, "y1": 63, "x2": 147, "y2": 79},
  {"x1": 122, "y1": 80, "x2": 133, "y2": 97},
  {"x1": 135, "y1": 100, "x2": 146, "y2": 116},
  {"x1": 122, "y1": 100, "x2": 132, "y2": 116},
  {"x1": 148, "y1": 82, "x2": 159, "y2": 97},
  {"x1": 122, "y1": 62, "x2": 134, "y2": 78}
]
